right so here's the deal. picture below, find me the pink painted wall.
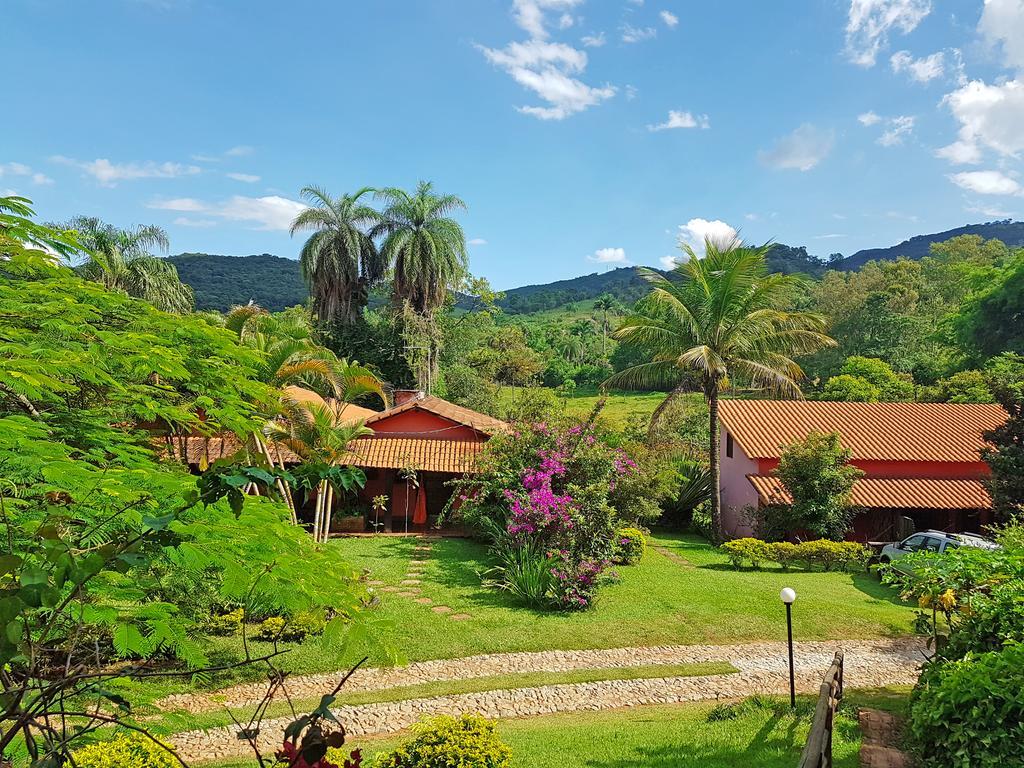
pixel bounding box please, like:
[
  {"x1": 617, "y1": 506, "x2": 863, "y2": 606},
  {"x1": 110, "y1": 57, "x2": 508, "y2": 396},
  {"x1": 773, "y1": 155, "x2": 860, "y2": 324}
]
[{"x1": 720, "y1": 427, "x2": 759, "y2": 537}]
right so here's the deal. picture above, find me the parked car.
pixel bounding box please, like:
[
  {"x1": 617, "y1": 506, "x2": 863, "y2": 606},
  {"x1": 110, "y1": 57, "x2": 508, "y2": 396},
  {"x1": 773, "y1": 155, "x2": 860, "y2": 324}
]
[{"x1": 879, "y1": 530, "x2": 1000, "y2": 571}]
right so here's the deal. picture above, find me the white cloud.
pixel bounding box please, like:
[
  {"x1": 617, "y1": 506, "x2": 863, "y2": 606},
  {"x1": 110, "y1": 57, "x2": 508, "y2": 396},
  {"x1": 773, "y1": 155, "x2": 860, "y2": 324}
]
[
  {"x1": 659, "y1": 10, "x2": 679, "y2": 28},
  {"x1": 659, "y1": 255, "x2": 679, "y2": 269},
  {"x1": 173, "y1": 216, "x2": 217, "y2": 228},
  {"x1": 744, "y1": 213, "x2": 759, "y2": 221},
  {"x1": 890, "y1": 49, "x2": 945, "y2": 82},
  {"x1": 857, "y1": 111, "x2": 882, "y2": 126},
  {"x1": 226, "y1": 172, "x2": 261, "y2": 183},
  {"x1": 757, "y1": 124, "x2": 835, "y2": 171},
  {"x1": 844, "y1": 0, "x2": 932, "y2": 67},
  {"x1": 948, "y1": 170, "x2": 1023, "y2": 196},
  {"x1": 877, "y1": 115, "x2": 915, "y2": 146},
  {"x1": 150, "y1": 194, "x2": 306, "y2": 230},
  {"x1": 588, "y1": 247, "x2": 628, "y2": 263},
  {"x1": 558, "y1": 12, "x2": 574, "y2": 28},
  {"x1": 581, "y1": 31, "x2": 606, "y2": 47},
  {"x1": 978, "y1": 0, "x2": 1024, "y2": 71},
  {"x1": 966, "y1": 202, "x2": 1015, "y2": 218},
  {"x1": 647, "y1": 110, "x2": 710, "y2": 131},
  {"x1": 677, "y1": 218, "x2": 740, "y2": 255},
  {"x1": 149, "y1": 197, "x2": 207, "y2": 212},
  {"x1": 52, "y1": 156, "x2": 200, "y2": 187},
  {"x1": 940, "y1": 78, "x2": 1024, "y2": 161},
  {"x1": 624, "y1": 84, "x2": 639, "y2": 100},
  {"x1": 225, "y1": 145, "x2": 254, "y2": 157},
  {"x1": 0, "y1": 162, "x2": 53, "y2": 185},
  {"x1": 814, "y1": 233, "x2": 847, "y2": 239},
  {"x1": 621, "y1": 23, "x2": 656, "y2": 43},
  {"x1": 480, "y1": 5, "x2": 615, "y2": 120},
  {"x1": 935, "y1": 139, "x2": 982, "y2": 164},
  {"x1": 468, "y1": 237, "x2": 488, "y2": 246}
]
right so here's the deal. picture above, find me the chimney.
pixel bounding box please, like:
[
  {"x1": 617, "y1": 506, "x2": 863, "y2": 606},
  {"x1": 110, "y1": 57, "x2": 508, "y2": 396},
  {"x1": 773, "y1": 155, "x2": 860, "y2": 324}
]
[{"x1": 394, "y1": 389, "x2": 426, "y2": 406}]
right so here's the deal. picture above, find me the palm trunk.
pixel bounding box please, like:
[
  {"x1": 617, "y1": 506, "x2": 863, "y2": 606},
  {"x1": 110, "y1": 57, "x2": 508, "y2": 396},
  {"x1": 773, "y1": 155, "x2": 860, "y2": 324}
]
[
  {"x1": 708, "y1": 383, "x2": 722, "y2": 543},
  {"x1": 255, "y1": 434, "x2": 296, "y2": 524},
  {"x1": 322, "y1": 483, "x2": 334, "y2": 541},
  {"x1": 312, "y1": 480, "x2": 326, "y2": 543}
]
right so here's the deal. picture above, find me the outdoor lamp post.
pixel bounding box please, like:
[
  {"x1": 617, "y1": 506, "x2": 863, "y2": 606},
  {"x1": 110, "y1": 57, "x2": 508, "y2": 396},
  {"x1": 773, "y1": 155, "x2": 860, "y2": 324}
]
[{"x1": 780, "y1": 587, "x2": 797, "y2": 708}]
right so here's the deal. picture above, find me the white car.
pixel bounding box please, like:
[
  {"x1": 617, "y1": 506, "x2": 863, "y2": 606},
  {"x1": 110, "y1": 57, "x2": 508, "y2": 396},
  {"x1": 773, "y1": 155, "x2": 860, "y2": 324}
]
[{"x1": 879, "y1": 530, "x2": 999, "y2": 568}]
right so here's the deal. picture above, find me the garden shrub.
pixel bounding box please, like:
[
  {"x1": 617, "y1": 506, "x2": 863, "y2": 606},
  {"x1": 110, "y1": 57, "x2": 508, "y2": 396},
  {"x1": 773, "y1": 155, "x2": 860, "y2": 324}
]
[
  {"x1": 205, "y1": 607, "x2": 243, "y2": 636},
  {"x1": 909, "y1": 644, "x2": 1024, "y2": 768},
  {"x1": 612, "y1": 527, "x2": 646, "y2": 565},
  {"x1": 721, "y1": 538, "x2": 868, "y2": 571},
  {"x1": 70, "y1": 734, "x2": 178, "y2": 768},
  {"x1": 721, "y1": 538, "x2": 773, "y2": 569},
  {"x1": 256, "y1": 616, "x2": 286, "y2": 641},
  {"x1": 374, "y1": 713, "x2": 512, "y2": 768}
]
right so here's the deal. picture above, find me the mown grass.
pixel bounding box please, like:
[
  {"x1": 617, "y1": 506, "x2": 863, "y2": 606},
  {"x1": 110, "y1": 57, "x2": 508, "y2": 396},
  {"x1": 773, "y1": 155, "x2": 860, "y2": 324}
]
[
  {"x1": 207, "y1": 690, "x2": 907, "y2": 768},
  {"x1": 144, "y1": 661, "x2": 736, "y2": 737}
]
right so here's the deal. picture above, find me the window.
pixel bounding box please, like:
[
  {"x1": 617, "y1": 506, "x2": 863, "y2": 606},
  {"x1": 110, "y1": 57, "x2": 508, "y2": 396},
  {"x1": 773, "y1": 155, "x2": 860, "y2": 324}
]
[
  {"x1": 922, "y1": 537, "x2": 942, "y2": 553},
  {"x1": 901, "y1": 535, "x2": 925, "y2": 551},
  {"x1": 726, "y1": 433, "x2": 734, "y2": 458}
]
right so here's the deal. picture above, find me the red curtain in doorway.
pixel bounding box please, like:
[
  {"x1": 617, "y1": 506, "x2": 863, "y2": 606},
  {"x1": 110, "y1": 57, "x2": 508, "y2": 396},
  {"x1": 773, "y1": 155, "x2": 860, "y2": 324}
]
[{"x1": 412, "y1": 482, "x2": 427, "y2": 525}]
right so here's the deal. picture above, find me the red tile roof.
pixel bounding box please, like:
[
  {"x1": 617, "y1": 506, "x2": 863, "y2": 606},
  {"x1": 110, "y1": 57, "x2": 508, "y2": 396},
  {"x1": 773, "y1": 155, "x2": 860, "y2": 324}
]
[
  {"x1": 718, "y1": 400, "x2": 1005, "y2": 463},
  {"x1": 747, "y1": 474, "x2": 992, "y2": 510},
  {"x1": 365, "y1": 395, "x2": 508, "y2": 436}
]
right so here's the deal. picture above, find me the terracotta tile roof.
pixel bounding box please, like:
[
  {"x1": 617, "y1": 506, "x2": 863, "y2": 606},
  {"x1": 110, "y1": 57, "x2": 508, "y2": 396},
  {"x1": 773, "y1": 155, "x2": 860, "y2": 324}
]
[
  {"x1": 341, "y1": 437, "x2": 485, "y2": 474},
  {"x1": 364, "y1": 395, "x2": 509, "y2": 436},
  {"x1": 748, "y1": 474, "x2": 992, "y2": 510},
  {"x1": 166, "y1": 434, "x2": 485, "y2": 474},
  {"x1": 718, "y1": 400, "x2": 1005, "y2": 463},
  {"x1": 281, "y1": 386, "x2": 380, "y2": 423}
]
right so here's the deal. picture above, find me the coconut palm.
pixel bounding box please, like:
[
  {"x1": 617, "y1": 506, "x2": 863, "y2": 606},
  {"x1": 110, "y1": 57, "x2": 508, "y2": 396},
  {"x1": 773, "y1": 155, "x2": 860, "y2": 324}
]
[
  {"x1": 593, "y1": 293, "x2": 621, "y2": 357},
  {"x1": 289, "y1": 186, "x2": 386, "y2": 327},
  {"x1": 64, "y1": 216, "x2": 193, "y2": 313},
  {"x1": 373, "y1": 181, "x2": 468, "y2": 316},
  {"x1": 607, "y1": 240, "x2": 835, "y2": 541}
]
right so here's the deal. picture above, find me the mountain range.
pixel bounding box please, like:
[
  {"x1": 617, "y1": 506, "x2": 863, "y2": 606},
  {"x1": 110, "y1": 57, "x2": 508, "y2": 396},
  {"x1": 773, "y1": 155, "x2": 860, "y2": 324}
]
[{"x1": 169, "y1": 220, "x2": 1024, "y2": 314}]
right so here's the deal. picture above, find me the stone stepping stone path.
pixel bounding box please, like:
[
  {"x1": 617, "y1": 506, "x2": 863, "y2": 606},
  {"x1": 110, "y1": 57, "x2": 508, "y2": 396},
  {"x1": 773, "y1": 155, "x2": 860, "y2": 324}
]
[
  {"x1": 432, "y1": 605, "x2": 452, "y2": 614},
  {"x1": 168, "y1": 638, "x2": 926, "y2": 763},
  {"x1": 653, "y1": 545, "x2": 696, "y2": 569},
  {"x1": 414, "y1": 597, "x2": 433, "y2": 605},
  {"x1": 450, "y1": 613, "x2": 472, "y2": 621}
]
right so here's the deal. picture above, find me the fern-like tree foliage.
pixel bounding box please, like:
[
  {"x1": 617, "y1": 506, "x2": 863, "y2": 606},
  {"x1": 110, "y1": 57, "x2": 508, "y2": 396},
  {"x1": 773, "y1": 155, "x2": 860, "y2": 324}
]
[
  {"x1": 373, "y1": 181, "x2": 468, "y2": 316},
  {"x1": 290, "y1": 186, "x2": 386, "y2": 328},
  {"x1": 60, "y1": 215, "x2": 194, "y2": 313},
  {"x1": 607, "y1": 240, "x2": 835, "y2": 541}
]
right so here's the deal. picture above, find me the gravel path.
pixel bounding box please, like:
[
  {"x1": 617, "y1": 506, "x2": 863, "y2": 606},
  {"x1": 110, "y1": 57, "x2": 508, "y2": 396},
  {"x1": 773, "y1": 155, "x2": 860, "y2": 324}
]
[{"x1": 168, "y1": 638, "x2": 924, "y2": 763}]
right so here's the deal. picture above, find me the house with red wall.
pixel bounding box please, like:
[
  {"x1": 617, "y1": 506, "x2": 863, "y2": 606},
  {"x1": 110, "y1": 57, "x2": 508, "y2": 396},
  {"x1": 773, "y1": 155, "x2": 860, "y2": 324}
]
[
  {"x1": 173, "y1": 389, "x2": 507, "y2": 534},
  {"x1": 717, "y1": 400, "x2": 1006, "y2": 541}
]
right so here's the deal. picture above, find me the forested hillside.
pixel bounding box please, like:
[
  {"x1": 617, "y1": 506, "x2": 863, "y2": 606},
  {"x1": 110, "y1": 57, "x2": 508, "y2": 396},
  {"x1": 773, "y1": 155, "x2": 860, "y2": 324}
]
[
  {"x1": 840, "y1": 220, "x2": 1024, "y2": 271},
  {"x1": 168, "y1": 252, "x2": 307, "y2": 311}
]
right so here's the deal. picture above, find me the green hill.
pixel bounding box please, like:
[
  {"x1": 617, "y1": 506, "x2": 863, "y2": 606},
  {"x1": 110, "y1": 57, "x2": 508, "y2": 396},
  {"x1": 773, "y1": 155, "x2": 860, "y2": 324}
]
[{"x1": 168, "y1": 252, "x2": 307, "y2": 311}]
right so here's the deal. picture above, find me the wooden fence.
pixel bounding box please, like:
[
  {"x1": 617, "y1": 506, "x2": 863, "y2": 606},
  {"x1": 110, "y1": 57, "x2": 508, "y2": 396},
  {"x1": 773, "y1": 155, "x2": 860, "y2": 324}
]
[{"x1": 797, "y1": 650, "x2": 844, "y2": 768}]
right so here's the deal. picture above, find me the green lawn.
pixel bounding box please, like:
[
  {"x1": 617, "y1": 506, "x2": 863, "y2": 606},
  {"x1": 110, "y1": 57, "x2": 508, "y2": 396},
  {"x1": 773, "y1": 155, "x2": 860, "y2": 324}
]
[
  {"x1": 197, "y1": 532, "x2": 911, "y2": 677},
  {"x1": 208, "y1": 691, "x2": 901, "y2": 768},
  {"x1": 498, "y1": 386, "x2": 687, "y2": 429}
]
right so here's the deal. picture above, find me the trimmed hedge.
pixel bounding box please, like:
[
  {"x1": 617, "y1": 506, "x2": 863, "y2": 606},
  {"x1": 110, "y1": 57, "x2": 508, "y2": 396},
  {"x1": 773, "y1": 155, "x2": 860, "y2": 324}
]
[
  {"x1": 721, "y1": 538, "x2": 869, "y2": 571},
  {"x1": 612, "y1": 527, "x2": 647, "y2": 565},
  {"x1": 374, "y1": 714, "x2": 512, "y2": 768},
  {"x1": 70, "y1": 734, "x2": 178, "y2": 768},
  {"x1": 909, "y1": 643, "x2": 1024, "y2": 767}
]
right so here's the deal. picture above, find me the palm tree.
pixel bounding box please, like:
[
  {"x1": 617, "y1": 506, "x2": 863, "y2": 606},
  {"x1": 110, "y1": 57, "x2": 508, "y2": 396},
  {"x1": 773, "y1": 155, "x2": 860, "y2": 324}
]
[
  {"x1": 607, "y1": 241, "x2": 835, "y2": 541},
  {"x1": 64, "y1": 216, "x2": 193, "y2": 313},
  {"x1": 373, "y1": 181, "x2": 468, "y2": 316},
  {"x1": 289, "y1": 186, "x2": 386, "y2": 328},
  {"x1": 593, "y1": 293, "x2": 620, "y2": 357}
]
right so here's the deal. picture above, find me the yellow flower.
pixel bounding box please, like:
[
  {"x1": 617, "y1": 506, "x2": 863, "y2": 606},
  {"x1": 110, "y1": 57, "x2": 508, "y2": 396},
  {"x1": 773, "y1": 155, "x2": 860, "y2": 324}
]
[
  {"x1": 938, "y1": 589, "x2": 957, "y2": 612},
  {"x1": 918, "y1": 594, "x2": 933, "y2": 609}
]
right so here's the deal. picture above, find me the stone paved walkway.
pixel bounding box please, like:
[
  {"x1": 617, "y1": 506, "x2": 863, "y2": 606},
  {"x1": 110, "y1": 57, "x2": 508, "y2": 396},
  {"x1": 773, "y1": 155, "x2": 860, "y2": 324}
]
[{"x1": 168, "y1": 638, "x2": 924, "y2": 763}]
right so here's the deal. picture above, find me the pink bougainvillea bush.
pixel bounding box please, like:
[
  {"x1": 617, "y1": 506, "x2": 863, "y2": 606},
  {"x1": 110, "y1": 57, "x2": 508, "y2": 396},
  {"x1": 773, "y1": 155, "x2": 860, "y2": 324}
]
[{"x1": 451, "y1": 418, "x2": 655, "y2": 610}]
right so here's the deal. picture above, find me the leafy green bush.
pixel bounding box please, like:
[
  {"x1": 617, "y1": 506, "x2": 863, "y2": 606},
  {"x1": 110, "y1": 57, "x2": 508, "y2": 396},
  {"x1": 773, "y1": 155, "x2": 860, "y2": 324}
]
[
  {"x1": 205, "y1": 607, "x2": 243, "y2": 636},
  {"x1": 722, "y1": 538, "x2": 868, "y2": 571},
  {"x1": 287, "y1": 610, "x2": 327, "y2": 640},
  {"x1": 375, "y1": 714, "x2": 512, "y2": 768},
  {"x1": 612, "y1": 527, "x2": 646, "y2": 565},
  {"x1": 721, "y1": 538, "x2": 773, "y2": 569},
  {"x1": 484, "y1": 536, "x2": 557, "y2": 609},
  {"x1": 70, "y1": 734, "x2": 178, "y2": 768},
  {"x1": 909, "y1": 644, "x2": 1024, "y2": 768},
  {"x1": 256, "y1": 616, "x2": 286, "y2": 641}
]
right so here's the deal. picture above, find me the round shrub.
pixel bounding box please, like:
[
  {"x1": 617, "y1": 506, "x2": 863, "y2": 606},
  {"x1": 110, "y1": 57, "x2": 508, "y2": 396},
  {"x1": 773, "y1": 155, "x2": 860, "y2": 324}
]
[
  {"x1": 375, "y1": 713, "x2": 512, "y2": 768},
  {"x1": 612, "y1": 527, "x2": 646, "y2": 565},
  {"x1": 70, "y1": 734, "x2": 178, "y2": 768},
  {"x1": 909, "y1": 643, "x2": 1024, "y2": 767},
  {"x1": 205, "y1": 607, "x2": 243, "y2": 636},
  {"x1": 721, "y1": 538, "x2": 773, "y2": 569},
  {"x1": 256, "y1": 615, "x2": 286, "y2": 641}
]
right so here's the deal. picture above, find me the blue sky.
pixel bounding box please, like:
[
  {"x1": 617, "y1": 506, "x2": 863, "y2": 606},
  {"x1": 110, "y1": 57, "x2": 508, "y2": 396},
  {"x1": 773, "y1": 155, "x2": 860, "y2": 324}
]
[{"x1": 4, "y1": 0, "x2": 1023, "y2": 289}]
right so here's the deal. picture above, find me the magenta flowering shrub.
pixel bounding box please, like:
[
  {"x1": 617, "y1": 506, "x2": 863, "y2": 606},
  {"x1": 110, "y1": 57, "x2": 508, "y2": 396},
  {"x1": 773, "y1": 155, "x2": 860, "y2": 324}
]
[{"x1": 453, "y1": 419, "x2": 638, "y2": 610}]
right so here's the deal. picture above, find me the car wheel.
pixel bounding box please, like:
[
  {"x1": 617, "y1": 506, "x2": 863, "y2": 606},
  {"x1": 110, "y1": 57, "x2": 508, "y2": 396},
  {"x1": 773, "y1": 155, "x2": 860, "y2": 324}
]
[{"x1": 879, "y1": 555, "x2": 891, "y2": 564}]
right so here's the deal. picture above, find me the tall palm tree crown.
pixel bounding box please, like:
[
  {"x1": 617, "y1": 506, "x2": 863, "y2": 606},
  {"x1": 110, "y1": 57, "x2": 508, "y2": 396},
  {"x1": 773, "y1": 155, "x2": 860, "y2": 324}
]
[
  {"x1": 67, "y1": 216, "x2": 193, "y2": 313},
  {"x1": 290, "y1": 186, "x2": 386, "y2": 328},
  {"x1": 608, "y1": 240, "x2": 836, "y2": 540},
  {"x1": 373, "y1": 181, "x2": 468, "y2": 315}
]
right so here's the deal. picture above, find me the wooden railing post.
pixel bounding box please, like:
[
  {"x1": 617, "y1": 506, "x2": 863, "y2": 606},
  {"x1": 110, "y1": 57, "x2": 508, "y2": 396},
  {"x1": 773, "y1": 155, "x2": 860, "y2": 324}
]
[{"x1": 797, "y1": 650, "x2": 844, "y2": 768}]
